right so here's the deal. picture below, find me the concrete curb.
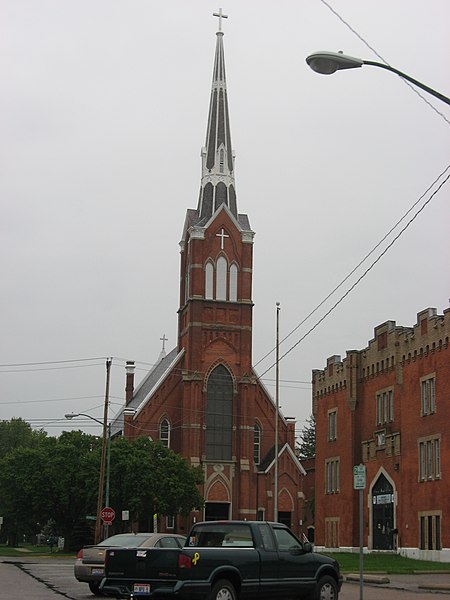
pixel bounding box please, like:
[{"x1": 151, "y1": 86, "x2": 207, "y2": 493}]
[
  {"x1": 345, "y1": 573, "x2": 390, "y2": 584},
  {"x1": 419, "y1": 584, "x2": 450, "y2": 592}
]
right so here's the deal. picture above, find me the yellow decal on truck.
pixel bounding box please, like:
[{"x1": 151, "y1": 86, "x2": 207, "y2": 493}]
[{"x1": 192, "y1": 552, "x2": 200, "y2": 565}]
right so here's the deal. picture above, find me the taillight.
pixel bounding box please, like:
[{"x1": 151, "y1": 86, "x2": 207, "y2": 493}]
[
  {"x1": 178, "y1": 553, "x2": 192, "y2": 569},
  {"x1": 76, "y1": 549, "x2": 83, "y2": 559}
]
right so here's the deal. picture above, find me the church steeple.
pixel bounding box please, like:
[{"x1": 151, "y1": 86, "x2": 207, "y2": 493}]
[{"x1": 197, "y1": 10, "x2": 237, "y2": 222}]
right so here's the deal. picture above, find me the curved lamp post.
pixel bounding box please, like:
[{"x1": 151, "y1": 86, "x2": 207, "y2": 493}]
[
  {"x1": 306, "y1": 51, "x2": 450, "y2": 106},
  {"x1": 65, "y1": 411, "x2": 111, "y2": 542}
]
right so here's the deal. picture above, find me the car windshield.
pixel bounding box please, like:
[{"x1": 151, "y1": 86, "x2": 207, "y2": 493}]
[{"x1": 97, "y1": 534, "x2": 152, "y2": 547}]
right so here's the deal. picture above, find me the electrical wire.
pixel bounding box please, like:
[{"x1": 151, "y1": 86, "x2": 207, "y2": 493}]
[
  {"x1": 259, "y1": 170, "x2": 450, "y2": 377},
  {"x1": 319, "y1": 0, "x2": 450, "y2": 126},
  {"x1": 254, "y1": 163, "x2": 450, "y2": 368}
]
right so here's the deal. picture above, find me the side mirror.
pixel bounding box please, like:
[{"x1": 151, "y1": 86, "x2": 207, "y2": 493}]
[{"x1": 302, "y1": 542, "x2": 313, "y2": 553}]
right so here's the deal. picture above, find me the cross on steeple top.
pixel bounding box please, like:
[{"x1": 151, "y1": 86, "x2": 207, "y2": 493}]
[
  {"x1": 216, "y1": 228, "x2": 230, "y2": 249},
  {"x1": 160, "y1": 334, "x2": 168, "y2": 352},
  {"x1": 213, "y1": 8, "x2": 228, "y2": 32}
]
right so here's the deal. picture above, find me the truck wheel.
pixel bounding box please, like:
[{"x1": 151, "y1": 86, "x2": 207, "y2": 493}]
[
  {"x1": 209, "y1": 578, "x2": 237, "y2": 600},
  {"x1": 88, "y1": 581, "x2": 103, "y2": 596},
  {"x1": 313, "y1": 575, "x2": 338, "y2": 600}
]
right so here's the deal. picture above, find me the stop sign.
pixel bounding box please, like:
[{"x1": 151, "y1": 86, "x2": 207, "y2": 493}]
[{"x1": 100, "y1": 507, "x2": 115, "y2": 525}]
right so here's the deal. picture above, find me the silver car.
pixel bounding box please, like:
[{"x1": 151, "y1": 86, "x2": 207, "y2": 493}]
[{"x1": 74, "y1": 532, "x2": 186, "y2": 595}]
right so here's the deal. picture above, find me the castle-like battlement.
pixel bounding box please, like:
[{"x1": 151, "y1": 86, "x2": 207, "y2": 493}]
[{"x1": 313, "y1": 307, "x2": 450, "y2": 399}]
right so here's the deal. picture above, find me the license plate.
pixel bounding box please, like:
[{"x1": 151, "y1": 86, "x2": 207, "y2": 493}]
[
  {"x1": 91, "y1": 568, "x2": 104, "y2": 575},
  {"x1": 133, "y1": 583, "x2": 151, "y2": 595}
]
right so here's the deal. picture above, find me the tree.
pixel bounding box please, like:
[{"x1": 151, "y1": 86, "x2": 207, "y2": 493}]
[
  {"x1": 0, "y1": 417, "x2": 47, "y2": 459},
  {"x1": 0, "y1": 430, "x2": 99, "y2": 548},
  {"x1": 298, "y1": 414, "x2": 316, "y2": 459},
  {"x1": 109, "y1": 437, "x2": 204, "y2": 530}
]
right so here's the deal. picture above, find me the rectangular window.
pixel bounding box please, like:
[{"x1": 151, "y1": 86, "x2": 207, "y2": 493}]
[
  {"x1": 166, "y1": 515, "x2": 175, "y2": 529},
  {"x1": 418, "y1": 435, "x2": 441, "y2": 481},
  {"x1": 435, "y1": 439, "x2": 441, "y2": 479},
  {"x1": 376, "y1": 389, "x2": 393, "y2": 425},
  {"x1": 325, "y1": 458, "x2": 340, "y2": 494},
  {"x1": 328, "y1": 410, "x2": 337, "y2": 441},
  {"x1": 419, "y1": 442, "x2": 425, "y2": 480},
  {"x1": 421, "y1": 375, "x2": 436, "y2": 415},
  {"x1": 419, "y1": 512, "x2": 441, "y2": 550}
]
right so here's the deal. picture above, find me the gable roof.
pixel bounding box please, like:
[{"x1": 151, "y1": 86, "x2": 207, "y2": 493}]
[
  {"x1": 259, "y1": 442, "x2": 306, "y2": 476},
  {"x1": 110, "y1": 346, "x2": 183, "y2": 437}
]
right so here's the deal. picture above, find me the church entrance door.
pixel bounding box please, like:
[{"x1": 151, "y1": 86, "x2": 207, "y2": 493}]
[
  {"x1": 205, "y1": 502, "x2": 230, "y2": 521},
  {"x1": 372, "y1": 474, "x2": 394, "y2": 550}
]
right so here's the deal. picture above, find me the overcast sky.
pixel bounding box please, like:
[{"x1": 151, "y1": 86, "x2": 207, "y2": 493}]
[{"x1": 1, "y1": 0, "x2": 449, "y2": 441}]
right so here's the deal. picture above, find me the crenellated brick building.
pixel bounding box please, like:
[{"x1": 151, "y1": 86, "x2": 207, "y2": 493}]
[
  {"x1": 112, "y1": 18, "x2": 304, "y2": 535},
  {"x1": 312, "y1": 307, "x2": 450, "y2": 561}
]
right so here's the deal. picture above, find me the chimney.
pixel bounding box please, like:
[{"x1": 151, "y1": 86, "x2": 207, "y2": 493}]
[{"x1": 125, "y1": 361, "x2": 135, "y2": 406}]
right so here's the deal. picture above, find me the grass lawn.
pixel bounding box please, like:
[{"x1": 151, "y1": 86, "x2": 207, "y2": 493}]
[{"x1": 323, "y1": 552, "x2": 450, "y2": 574}]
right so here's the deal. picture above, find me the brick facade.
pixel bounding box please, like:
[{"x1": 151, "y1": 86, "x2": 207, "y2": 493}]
[
  {"x1": 312, "y1": 307, "x2": 450, "y2": 561},
  {"x1": 120, "y1": 27, "x2": 304, "y2": 536}
]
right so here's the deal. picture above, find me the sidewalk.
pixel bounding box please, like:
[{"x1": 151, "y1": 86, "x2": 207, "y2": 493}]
[{"x1": 345, "y1": 572, "x2": 450, "y2": 594}]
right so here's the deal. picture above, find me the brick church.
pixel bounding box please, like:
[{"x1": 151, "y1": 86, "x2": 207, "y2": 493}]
[{"x1": 113, "y1": 16, "x2": 305, "y2": 534}]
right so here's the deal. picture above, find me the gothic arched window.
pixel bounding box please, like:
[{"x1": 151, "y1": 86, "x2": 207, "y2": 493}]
[
  {"x1": 206, "y1": 365, "x2": 233, "y2": 460},
  {"x1": 216, "y1": 256, "x2": 227, "y2": 301},
  {"x1": 159, "y1": 418, "x2": 170, "y2": 448},
  {"x1": 229, "y1": 263, "x2": 238, "y2": 302},
  {"x1": 205, "y1": 262, "x2": 214, "y2": 299},
  {"x1": 254, "y1": 422, "x2": 262, "y2": 465}
]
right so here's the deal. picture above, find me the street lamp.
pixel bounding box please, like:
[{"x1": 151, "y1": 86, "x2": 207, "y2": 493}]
[
  {"x1": 65, "y1": 358, "x2": 112, "y2": 545},
  {"x1": 64, "y1": 413, "x2": 111, "y2": 517},
  {"x1": 306, "y1": 51, "x2": 450, "y2": 106}
]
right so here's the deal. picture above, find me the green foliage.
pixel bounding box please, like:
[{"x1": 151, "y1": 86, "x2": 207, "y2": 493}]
[
  {"x1": 0, "y1": 428, "x2": 99, "y2": 547},
  {"x1": 298, "y1": 414, "x2": 316, "y2": 459},
  {"x1": 109, "y1": 437, "x2": 204, "y2": 523},
  {"x1": 0, "y1": 417, "x2": 47, "y2": 460},
  {"x1": 0, "y1": 420, "x2": 204, "y2": 547}
]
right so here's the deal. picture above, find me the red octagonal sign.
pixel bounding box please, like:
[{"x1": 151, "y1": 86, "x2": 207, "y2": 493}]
[{"x1": 100, "y1": 507, "x2": 115, "y2": 525}]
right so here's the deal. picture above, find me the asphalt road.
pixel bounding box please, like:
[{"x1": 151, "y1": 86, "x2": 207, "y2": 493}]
[{"x1": 1, "y1": 557, "x2": 449, "y2": 600}]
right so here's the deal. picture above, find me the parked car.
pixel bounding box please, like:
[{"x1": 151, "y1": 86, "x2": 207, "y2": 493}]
[{"x1": 74, "y1": 532, "x2": 186, "y2": 595}]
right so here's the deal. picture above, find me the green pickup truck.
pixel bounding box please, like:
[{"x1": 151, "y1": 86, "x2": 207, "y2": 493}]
[{"x1": 101, "y1": 520, "x2": 342, "y2": 600}]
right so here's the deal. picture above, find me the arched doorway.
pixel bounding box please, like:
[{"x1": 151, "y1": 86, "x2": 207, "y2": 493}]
[{"x1": 372, "y1": 473, "x2": 395, "y2": 550}]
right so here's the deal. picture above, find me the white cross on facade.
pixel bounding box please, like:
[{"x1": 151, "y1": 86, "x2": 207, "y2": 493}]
[
  {"x1": 216, "y1": 228, "x2": 229, "y2": 249},
  {"x1": 160, "y1": 334, "x2": 168, "y2": 352},
  {"x1": 213, "y1": 8, "x2": 228, "y2": 31}
]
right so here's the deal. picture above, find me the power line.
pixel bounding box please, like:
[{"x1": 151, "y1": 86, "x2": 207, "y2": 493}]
[
  {"x1": 319, "y1": 0, "x2": 450, "y2": 126},
  {"x1": 260, "y1": 170, "x2": 450, "y2": 376},
  {"x1": 255, "y1": 163, "x2": 450, "y2": 368},
  {"x1": 0, "y1": 357, "x2": 106, "y2": 367}
]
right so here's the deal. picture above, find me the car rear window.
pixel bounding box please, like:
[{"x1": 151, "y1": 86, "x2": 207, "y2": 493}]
[{"x1": 98, "y1": 534, "x2": 152, "y2": 547}]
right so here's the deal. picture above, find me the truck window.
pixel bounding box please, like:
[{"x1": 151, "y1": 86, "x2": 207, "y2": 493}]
[
  {"x1": 257, "y1": 524, "x2": 276, "y2": 551},
  {"x1": 188, "y1": 524, "x2": 253, "y2": 548},
  {"x1": 273, "y1": 528, "x2": 302, "y2": 552}
]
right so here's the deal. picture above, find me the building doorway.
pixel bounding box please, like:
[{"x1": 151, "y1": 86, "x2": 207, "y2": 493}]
[
  {"x1": 372, "y1": 473, "x2": 394, "y2": 550},
  {"x1": 205, "y1": 502, "x2": 230, "y2": 521},
  {"x1": 278, "y1": 511, "x2": 291, "y2": 528}
]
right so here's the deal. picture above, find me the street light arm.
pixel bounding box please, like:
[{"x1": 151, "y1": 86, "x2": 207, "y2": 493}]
[
  {"x1": 362, "y1": 60, "x2": 450, "y2": 106},
  {"x1": 306, "y1": 51, "x2": 450, "y2": 106},
  {"x1": 65, "y1": 412, "x2": 104, "y2": 427}
]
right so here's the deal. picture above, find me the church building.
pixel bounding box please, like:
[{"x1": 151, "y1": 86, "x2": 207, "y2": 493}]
[{"x1": 115, "y1": 16, "x2": 305, "y2": 534}]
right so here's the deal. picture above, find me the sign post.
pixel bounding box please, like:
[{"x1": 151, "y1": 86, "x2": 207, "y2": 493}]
[{"x1": 354, "y1": 465, "x2": 366, "y2": 600}]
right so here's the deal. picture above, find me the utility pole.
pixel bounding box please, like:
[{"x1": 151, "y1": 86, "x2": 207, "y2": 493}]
[
  {"x1": 274, "y1": 302, "x2": 280, "y2": 522},
  {"x1": 95, "y1": 358, "x2": 112, "y2": 544}
]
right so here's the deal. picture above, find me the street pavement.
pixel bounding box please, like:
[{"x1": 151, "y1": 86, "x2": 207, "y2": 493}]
[{"x1": 0, "y1": 556, "x2": 449, "y2": 599}]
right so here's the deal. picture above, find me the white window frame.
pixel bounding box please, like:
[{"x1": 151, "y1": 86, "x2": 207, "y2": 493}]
[{"x1": 159, "y1": 418, "x2": 170, "y2": 448}]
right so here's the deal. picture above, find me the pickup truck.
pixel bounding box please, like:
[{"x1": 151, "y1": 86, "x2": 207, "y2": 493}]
[{"x1": 101, "y1": 520, "x2": 342, "y2": 600}]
